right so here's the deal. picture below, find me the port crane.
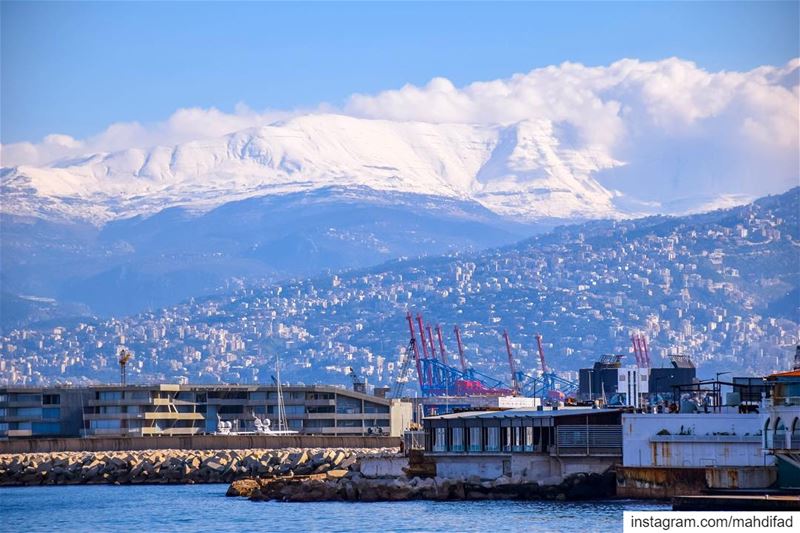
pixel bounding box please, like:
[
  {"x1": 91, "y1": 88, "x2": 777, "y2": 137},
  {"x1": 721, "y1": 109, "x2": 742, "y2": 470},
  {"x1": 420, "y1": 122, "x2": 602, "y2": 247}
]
[
  {"x1": 514, "y1": 334, "x2": 578, "y2": 401},
  {"x1": 394, "y1": 312, "x2": 511, "y2": 397}
]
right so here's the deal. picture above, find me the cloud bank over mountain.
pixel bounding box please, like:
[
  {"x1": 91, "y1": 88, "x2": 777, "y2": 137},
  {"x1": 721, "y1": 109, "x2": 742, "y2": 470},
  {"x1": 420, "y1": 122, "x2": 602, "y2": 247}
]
[{"x1": 2, "y1": 57, "x2": 798, "y2": 207}]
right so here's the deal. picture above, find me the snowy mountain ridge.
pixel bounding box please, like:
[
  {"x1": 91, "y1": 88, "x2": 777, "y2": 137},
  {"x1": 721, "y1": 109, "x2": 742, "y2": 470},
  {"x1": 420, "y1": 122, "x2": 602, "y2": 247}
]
[{"x1": 1, "y1": 114, "x2": 625, "y2": 224}]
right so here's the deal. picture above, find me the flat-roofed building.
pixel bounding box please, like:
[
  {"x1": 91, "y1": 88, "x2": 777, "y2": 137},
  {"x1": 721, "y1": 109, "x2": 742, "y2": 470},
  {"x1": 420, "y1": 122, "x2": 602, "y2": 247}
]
[
  {"x1": 0, "y1": 384, "x2": 412, "y2": 439},
  {"x1": 0, "y1": 387, "x2": 92, "y2": 439},
  {"x1": 423, "y1": 407, "x2": 623, "y2": 482}
]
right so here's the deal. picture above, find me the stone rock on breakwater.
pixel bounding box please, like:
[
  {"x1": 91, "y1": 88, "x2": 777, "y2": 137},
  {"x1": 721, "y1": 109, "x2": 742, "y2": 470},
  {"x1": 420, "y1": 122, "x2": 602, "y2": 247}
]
[
  {"x1": 0, "y1": 447, "x2": 397, "y2": 486},
  {"x1": 234, "y1": 470, "x2": 617, "y2": 502}
]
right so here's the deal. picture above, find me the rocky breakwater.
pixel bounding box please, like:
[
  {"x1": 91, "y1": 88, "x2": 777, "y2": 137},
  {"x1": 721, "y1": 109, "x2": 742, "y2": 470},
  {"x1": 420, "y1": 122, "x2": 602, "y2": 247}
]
[
  {"x1": 230, "y1": 458, "x2": 617, "y2": 502},
  {"x1": 0, "y1": 447, "x2": 394, "y2": 486}
]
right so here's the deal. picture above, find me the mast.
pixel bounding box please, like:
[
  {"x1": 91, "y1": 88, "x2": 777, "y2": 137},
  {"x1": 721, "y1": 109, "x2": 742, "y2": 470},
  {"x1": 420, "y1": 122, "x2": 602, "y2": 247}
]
[{"x1": 275, "y1": 352, "x2": 288, "y2": 432}]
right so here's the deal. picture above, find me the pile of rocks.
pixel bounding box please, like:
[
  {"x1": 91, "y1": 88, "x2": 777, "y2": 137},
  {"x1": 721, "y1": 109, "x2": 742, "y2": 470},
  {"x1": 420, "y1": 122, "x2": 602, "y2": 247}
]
[
  {"x1": 0, "y1": 447, "x2": 396, "y2": 486},
  {"x1": 231, "y1": 468, "x2": 616, "y2": 502}
]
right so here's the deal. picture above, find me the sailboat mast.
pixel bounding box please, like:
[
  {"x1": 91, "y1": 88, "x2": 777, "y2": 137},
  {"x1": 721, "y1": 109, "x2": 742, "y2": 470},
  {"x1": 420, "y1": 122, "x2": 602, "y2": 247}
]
[{"x1": 275, "y1": 352, "x2": 288, "y2": 432}]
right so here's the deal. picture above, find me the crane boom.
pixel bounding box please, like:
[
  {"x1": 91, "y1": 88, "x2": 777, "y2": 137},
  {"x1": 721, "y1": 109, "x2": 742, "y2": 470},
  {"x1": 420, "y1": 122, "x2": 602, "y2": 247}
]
[
  {"x1": 426, "y1": 324, "x2": 437, "y2": 361},
  {"x1": 639, "y1": 335, "x2": 650, "y2": 368},
  {"x1": 503, "y1": 330, "x2": 520, "y2": 395},
  {"x1": 630, "y1": 335, "x2": 642, "y2": 367},
  {"x1": 535, "y1": 334, "x2": 548, "y2": 374},
  {"x1": 435, "y1": 324, "x2": 449, "y2": 366},
  {"x1": 453, "y1": 325, "x2": 467, "y2": 372},
  {"x1": 416, "y1": 314, "x2": 433, "y2": 386},
  {"x1": 405, "y1": 312, "x2": 424, "y2": 388}
]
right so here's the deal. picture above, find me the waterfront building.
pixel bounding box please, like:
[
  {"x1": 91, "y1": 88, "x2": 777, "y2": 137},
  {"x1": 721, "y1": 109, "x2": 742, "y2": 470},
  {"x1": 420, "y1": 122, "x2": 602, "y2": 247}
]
[
  {"x1": 423, "y1": 407, "x2": 622, "y2": 482},
  {"x1": 0, "y1": 387, "x2": 92, "y2": 439},
  {"x1": 617, "y1": 368, "x2": 800, "y2": 496},
  {"x1": 0, "y1": 384, "x2": 412, "y2": 439},
  {"x1": 763, "y1": 369, "x2": 800, "y2": 489}
]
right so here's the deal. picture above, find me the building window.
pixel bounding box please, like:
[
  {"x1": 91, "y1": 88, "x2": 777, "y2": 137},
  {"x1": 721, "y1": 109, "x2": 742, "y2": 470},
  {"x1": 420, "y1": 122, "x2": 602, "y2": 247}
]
[
  {"x1": 486, "y1": 427, "x2": 500, "y2": 452},
  {"x1": 12, "y1": 394, "x2": 42, "y2": 403},
  {"x1": 434, "y1": 427, "x2": 447, "y2": 452},
  {"x1": 98, "y1": 391, "x2": 122, "y2": 401},
  {"x1": 0, "y1": 408, "x2": 6, "y2": 417},
  {"x1": 16, "y1": 407, "x2": 42, "y2": 417},
  {"x1": 451, "y1": 427, "x2": 464, "y2": 452},
  {"x1": 284, "y1": 405, "x2": 305, "y2": 415},
  {"x1": 305, "y1": 419, "x2": 335, "y2": 428},
  {"x1": 32, "y1": 422, "x2": 60, "y2": 434},
  {"x1": 42, "y1": 407, "x2": 61, "y2": 419},
  {"x1": 364, "y1": 403, "x2": 390, "y2": 414},
  {"x1": 250, "y1": 392, "x2": 267, "y2": 401},
  {"x1": 43, "y1": 394, "x2": 60, "y2": 405},
  {"x1": 307, "y1": 405, "x2": 335, "y2": 414},
  {"x1": 90, "y1": 419, "x2": 121, "y2": 429},
  {"x1": 512, "y1": 427, "x2": 523, "y2": 452},
  {"x1": 336, "y1": 397, "x2": 362, "y2": 414},
  {"x1": 524, "y1": 426, "x2": 534, "y2": 452},
  {"x1": 469, "y1": 427, "x2": 482, "y2": 452}
]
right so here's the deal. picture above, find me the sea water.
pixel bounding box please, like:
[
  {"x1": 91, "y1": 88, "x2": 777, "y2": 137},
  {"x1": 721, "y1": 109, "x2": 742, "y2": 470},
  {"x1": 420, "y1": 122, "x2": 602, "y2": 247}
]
[{"x1": 0, "y1": 484, "x2": 670, "y2": 532}]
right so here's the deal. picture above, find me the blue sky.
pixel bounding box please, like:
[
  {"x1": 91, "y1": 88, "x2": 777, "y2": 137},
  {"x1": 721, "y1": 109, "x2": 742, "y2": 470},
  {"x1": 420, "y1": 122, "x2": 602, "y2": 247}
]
[{"x1": 1, "y1": 1, "x2": 798, "y2": 144}]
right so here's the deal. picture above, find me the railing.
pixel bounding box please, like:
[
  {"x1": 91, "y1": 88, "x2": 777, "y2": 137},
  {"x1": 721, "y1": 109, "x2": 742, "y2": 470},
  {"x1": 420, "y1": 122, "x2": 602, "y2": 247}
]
[{"x1": 403, "y1": 430, "x2": 425, "y2": 452}]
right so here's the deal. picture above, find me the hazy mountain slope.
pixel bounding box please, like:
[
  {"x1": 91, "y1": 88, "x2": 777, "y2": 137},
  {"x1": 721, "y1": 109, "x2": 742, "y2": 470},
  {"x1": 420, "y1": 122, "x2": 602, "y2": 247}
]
[
  {"x1": 0, "y1": 187, "x2": 536, "y2": 326},
  {"x1": 3, "y1": 188, "x2": 796, "y2": 386}
]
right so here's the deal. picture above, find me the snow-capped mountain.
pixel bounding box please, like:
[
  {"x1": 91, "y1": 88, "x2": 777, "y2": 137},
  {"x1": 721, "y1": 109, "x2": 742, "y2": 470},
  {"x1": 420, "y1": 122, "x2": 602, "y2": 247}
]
[{"x1": 1, "y1": 114, "x2": 624, "y2": 224}]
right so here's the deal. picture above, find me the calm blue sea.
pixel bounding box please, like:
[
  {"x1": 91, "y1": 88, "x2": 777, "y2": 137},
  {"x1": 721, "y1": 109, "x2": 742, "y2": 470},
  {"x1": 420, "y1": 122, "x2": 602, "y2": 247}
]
[{"x1": 0, "y1": 485, "x2": 669, "y2": 532}]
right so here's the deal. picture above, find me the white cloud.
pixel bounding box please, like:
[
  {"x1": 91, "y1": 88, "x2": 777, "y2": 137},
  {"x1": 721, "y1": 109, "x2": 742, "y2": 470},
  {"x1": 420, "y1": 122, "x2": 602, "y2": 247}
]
[
  {"x1": 0, "y1": 106, "x2": 296, "y2": 167},
  {"x1": 2, "y1": 57, "x2": 798, "y2": 203}
]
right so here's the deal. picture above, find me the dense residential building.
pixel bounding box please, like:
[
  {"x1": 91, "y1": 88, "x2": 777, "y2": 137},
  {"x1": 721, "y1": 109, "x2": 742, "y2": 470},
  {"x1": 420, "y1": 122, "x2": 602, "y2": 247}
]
[
  {"x1": 0, "y1": 384, "x2": 412, "y2": 439},
  {"x1": 0, "y1": 190, "x2": 796, "y2": 391}
]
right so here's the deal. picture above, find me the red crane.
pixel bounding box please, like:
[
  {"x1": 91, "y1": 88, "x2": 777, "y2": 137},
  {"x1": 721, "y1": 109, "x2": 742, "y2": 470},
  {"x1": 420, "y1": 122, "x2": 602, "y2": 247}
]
[
  {"x1": 416, "y1": 314, "x2": 433, "y2": 386},
  {"x1": 639, "y1": 335, "x2": 650, "y2": 368},
  {"x1": 405, "y1": 312, "x2": 424, "y2": 388},
  {"x1": 426, "y1": 324, "x2": 437, "y2": 362},
  {"x1": 435, "y1": 324, "x2": 449, "y2": 366},
  {"x1": 630, "y1": 334, "x2": 642, "y2": 367},
  {"x1": 535, "y1": 334, "x2": 548, "y2": 374},
  {"x1": 503, "y1": 329, "x2": 520, "y2": 395},
  {"x1": 453, "y1": 325, "x2": 467, "y2": 372}
]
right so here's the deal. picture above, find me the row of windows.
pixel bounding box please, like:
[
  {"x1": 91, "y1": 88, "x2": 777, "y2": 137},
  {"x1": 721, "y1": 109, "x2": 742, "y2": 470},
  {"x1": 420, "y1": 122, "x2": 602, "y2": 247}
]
[{"x1": 432, "y1": 426, "x2": 546, "y2": 453}]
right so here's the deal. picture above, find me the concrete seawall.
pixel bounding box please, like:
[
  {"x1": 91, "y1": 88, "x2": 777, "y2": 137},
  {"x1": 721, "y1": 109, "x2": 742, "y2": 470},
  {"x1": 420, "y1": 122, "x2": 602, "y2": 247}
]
[{"x1": 0, "y1": 435, "x2": 400, "y2": 454}]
